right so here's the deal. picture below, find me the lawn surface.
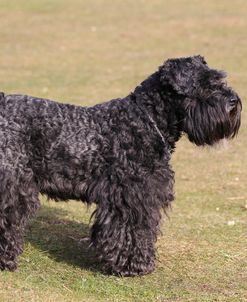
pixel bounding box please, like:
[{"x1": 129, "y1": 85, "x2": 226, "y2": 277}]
[{"x1": 0, "y1": 1, "x2": 246, "y2": 301}]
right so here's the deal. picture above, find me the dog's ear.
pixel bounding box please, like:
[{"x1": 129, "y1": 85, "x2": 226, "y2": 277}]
[
  {"x1": 159, "y1": 55, "x2": 207, "y2": 95},
  {"x1": 198, "y1": 68, "x2": 227, "y2": 86}
]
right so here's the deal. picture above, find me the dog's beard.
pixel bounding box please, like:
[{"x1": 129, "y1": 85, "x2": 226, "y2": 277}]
[
  {"x1": 211, "y1": 138, "x2": 229, "y2": 150},
  {"x1": 183, "y1": 99, "x2": 241, "y2": 146}
]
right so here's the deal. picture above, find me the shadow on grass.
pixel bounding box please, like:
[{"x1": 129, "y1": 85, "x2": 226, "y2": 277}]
[{"x1": 25, "y1": 205, "x2": 101, "y2": 273}]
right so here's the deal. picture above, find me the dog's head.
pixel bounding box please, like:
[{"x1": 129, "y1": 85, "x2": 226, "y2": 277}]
[{"x1": 159, "y1": 55, "x2": 242, "y2": 145}]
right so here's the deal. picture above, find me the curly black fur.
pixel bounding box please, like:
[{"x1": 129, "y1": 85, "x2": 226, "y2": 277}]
[{"x1": 0, "y1": 56, "x2": 241, "y2": 276}]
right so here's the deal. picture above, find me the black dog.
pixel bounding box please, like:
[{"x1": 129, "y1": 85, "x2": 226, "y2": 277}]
[{"x1": 0, "y1": 56, "x2": 241, "y2": 276}]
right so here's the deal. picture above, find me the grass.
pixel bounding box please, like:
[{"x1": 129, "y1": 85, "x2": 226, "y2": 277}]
[{"x1": 0, "y1": 0, "x2": 246, "y2": 301}]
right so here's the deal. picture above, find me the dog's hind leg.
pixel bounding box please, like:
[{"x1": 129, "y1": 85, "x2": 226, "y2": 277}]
[{"x1": 0, "y1": 167, "x2": 39, "y2": 271}]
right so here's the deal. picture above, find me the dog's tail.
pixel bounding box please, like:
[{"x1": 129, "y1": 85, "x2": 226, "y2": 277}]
[{"x1": 0, "y1": 92, "x2": 5, "y2": 100}]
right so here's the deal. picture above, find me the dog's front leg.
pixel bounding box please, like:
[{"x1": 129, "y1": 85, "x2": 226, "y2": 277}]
[{"x1": 89, "y1": 178, "x2": 170, "y2": 276}]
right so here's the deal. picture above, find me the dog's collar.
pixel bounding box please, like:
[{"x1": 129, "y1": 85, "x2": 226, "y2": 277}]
[
  {"x1": 144, "y1": 111, "x2": 167, "y2": 145},
  {"x1": 133, "y1": 98, "x2": 168, "y2": 148}
]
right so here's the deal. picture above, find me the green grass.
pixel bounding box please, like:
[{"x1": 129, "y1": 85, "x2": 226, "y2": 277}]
[{"x1": 0, "y1": 0, "x2": 246, "y2": 301}]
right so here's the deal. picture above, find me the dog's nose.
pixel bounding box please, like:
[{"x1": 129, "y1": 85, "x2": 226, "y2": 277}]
[
  {"x1": 228, "y1": 96, "x2": 240, "y2": 111},
  {"x1": 229, "y1": 97, "x2": 239, "y2": 106},
  {"x1": 227, "y1": 95, "x2": 241, "y2": 113}
]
